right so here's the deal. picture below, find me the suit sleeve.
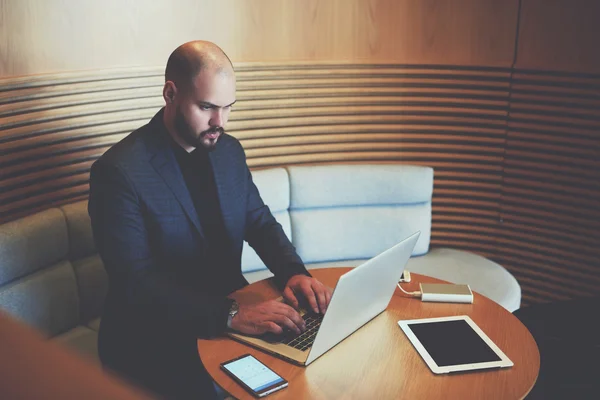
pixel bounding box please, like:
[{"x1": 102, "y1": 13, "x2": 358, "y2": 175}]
[
  {"x1": 88, "y1": 159, "x2": 232, "y2": 338},
  {"x1": 242, "y1": 166, "x2": 311, "y2": 290}
]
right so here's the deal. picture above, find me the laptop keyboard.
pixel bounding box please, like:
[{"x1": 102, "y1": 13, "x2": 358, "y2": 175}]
[{"x1": 263, "y1": 313, "x2": 324, "y2": 351}]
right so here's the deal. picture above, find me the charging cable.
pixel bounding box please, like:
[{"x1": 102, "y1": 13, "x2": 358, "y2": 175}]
[{"x1": 397, "y1": 282, "x2": 422, "y2": 299}]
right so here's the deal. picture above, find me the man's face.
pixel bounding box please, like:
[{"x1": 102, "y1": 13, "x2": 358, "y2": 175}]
[{"x1": 172, "y1": 68, "x2": 236, "y2": 151}]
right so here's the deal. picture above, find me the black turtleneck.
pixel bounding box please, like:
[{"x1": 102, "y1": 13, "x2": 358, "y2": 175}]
[{"x1": 170, "y1": 141, "x2": 233, "y2": 293}]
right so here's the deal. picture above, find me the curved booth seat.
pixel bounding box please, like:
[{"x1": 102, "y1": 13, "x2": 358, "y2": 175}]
[
  {"x1": 0, "y1": 203, "x2": 106, "y2": 363},
  {"x1": 242, "y1": 164, "x2": 521, "y2": 312}
]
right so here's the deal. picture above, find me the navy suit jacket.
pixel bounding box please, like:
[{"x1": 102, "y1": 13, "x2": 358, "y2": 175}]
[{"x1": 88, "y1": 110, "x2": 308, "y2": 355}]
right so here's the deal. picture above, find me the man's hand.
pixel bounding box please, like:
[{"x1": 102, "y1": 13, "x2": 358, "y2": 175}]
[
  {"x1": 283, "y1": 275, "x2": 332, "y2": 314},
  {"x1": 229, "y1": 300, "x2": 306, "y2": 335}
]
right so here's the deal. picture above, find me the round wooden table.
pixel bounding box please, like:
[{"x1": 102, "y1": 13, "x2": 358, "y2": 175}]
[{"x1": 198, "y1": 268, "x2": 539, "y2": 399}]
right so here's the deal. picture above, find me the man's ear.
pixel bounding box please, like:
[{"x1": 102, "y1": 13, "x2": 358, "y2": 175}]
[{"x1": 163, "y1": 81, "x2": 177, "y2": 104}]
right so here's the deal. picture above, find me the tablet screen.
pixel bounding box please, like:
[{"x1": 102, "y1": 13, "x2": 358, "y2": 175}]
[{"x1": 405, "y1": 319, "x2": 501, "y2": 366}]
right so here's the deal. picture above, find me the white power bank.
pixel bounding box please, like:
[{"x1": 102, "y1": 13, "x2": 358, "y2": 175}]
[{"x1": 419, "y1": 283, "x2": 474, "y2": 304}]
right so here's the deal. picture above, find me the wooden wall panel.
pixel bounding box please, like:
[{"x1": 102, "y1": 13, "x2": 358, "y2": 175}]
[
  {"x1": 500, "y1": 70, "x2": 600, "y2": 306},
  {"x1": 0, "y1": 0, "x2": 519, "y2": 77},
  {"x1": 0, "y1": 64, "x2": 511, "y2": 267},
  {"x1": 497, "y1": 0, "x2": 600, "y2": 306},
  {"x1": 516, "y1": 0, "x2": 600, "y2": 74}
]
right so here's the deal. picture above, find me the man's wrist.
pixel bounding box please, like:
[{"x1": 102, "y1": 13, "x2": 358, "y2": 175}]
[{"x1": 226, "y1": 299, "x2": 239, "y2": 329}]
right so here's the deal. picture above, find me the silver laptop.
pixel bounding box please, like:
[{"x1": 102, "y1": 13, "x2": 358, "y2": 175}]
[{"x1": 227, "y1": 231, "x2": 421, "y2": 366}]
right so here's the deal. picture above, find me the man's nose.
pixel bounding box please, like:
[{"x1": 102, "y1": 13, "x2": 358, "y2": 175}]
[{"x1": 209, "y1": 109, "x2": 224, "y2": 127}]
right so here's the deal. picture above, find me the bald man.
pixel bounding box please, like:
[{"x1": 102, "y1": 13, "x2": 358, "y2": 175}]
[{"x1": 88, "y1": 41, "x2": 331, "y2": 399}]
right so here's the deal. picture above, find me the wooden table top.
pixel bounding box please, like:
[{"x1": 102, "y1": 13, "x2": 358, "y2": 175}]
[{"x1": 198, "y1": 268, "x2": 539, "y2": 399}]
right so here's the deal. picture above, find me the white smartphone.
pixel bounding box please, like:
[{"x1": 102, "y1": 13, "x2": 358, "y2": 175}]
[
  {"x1": 220, "y1": 354, "x2": 288, "y2": 398},
  {"x1": 399, "y1": 270, "x2": 411, "y2": 283}
]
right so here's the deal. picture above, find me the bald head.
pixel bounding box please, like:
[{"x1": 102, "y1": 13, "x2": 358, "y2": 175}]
[
  {"x1": 162, "y1": 41, "x2": 236, "y2": 153},
  {"x1": 165, "y1": 40, "x2": 234, "y2": 91}
]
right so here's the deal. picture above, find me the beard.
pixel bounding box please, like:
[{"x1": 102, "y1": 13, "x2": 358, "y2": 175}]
[{"x1": 174, "y1": 107, "x2": 223, "y2": 152}]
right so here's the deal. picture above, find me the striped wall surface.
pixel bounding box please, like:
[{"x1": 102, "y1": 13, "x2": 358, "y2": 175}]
[
  {"x1": 500, "y1": 70, "x2": 600, "y2": 306},
  {"x1": 1, "y1": 63, "x2": 598, "y2": 306}
]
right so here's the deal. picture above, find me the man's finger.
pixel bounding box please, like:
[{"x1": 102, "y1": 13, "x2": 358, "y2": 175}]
[
  {"x1": 314, "y1": 283, "x2": 327, "y2": 314},
  {"x1": 325, "y1": 287, "x2": 333, "y2": 309},
  {"x1": 275, "y1": 315, "x2": 302, "y2": 334},
  {"x1": 273, "y1": 303, "x2": 305, "y2": 331},
  {"x1": 301, "y1": 283, "x2": 319, "y2": 314},
  {"x1": 283, "y1": 286, "x2": 299, "y2": 309},
  {"x1": 264, "y1": 321, "x2": 283, "y2": 335}
]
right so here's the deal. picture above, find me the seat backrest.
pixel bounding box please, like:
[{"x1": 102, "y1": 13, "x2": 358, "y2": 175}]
[
  {"x1": 0, "y1": 208, "x2": 79, "y2": 337},
  {"x1": 241, "y1": 168, "x2": 293, "y2": 273},
  {"x1": 287, "y1": 164, "x2": 433, "y2": 264},
  {"x1": 60, "y1": 202, "x2": 108, "y2": 326},
  {"x1": 0, "y1": 202, "x2": 107, "y2": 337}
]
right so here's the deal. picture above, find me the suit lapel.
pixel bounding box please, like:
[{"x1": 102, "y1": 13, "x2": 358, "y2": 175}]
[{"x1": 145, "y1": 112, "x2": 204, "y2": 238}]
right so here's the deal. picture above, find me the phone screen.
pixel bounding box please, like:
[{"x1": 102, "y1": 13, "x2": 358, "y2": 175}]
[{"x1": 221, "y1": 354, "x2": 286, "y2": 395}]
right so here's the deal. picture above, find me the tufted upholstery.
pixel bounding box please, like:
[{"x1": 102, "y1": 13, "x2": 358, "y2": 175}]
[
  {"x1": 288, "y1": 164, "x2": 432, "y2": 262},
  {"x1": 241, "y1": 168, "x2": 293, "y2": 273},
  {"x1": 0, "y1": 205, "x2": 106, "y2": 363},
  {"x1": 0, "y1": 164, "x2": 521, "y2": 364}
]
